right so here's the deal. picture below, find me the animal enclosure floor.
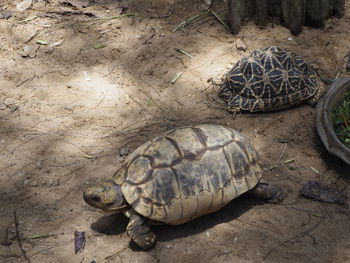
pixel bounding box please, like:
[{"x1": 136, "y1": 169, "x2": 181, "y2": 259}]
[{"x1": 0, "y1": 0, "x2": 350, "y2": 262}]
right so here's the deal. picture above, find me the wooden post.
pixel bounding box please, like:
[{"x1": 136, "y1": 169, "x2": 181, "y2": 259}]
[
  {"x1": 281, "y1": 0, "x2": 305, "y2": 35},
  {"x1": 226, "y1": 0, "x2": 345, "y2": 35},
  {"x1": 305, "y1": 0, "x2": 330, "y2": 28},
  {"x1": 228, "y1": 0, "x2": 246, "y2": 34},
  {"x1": 255, "y1": 0, "x2": 268, "y2": 27},
  {"x1": 330, "y1": 0, "x2": 345, "y2": 17}
]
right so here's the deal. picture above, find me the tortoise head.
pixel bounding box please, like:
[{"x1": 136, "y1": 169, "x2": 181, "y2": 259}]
[{"x1": 83, "y1": 180, "x2": 127, "y2": 212}]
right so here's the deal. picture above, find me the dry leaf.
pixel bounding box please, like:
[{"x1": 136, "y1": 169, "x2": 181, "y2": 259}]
[
  {"x1": 16, "y1": 0, "x2": 32, "y2": 12},
  {"x1": 300, "y1": 181, "x2": 346, "y2": 204},
  {"x1": 0, "y1": 8, "x2": 12, "y2": 19},
  {"x1": 74, "y1": 231, "x2": 86, "y2": 254},
  {"x1": 233, "y1": 38, "x2": 247, "y2": 52}
]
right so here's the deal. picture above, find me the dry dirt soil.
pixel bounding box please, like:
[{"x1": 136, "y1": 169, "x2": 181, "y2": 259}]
[{"x1": 1, "y1": 0, "x2": 350, "y2": 262}]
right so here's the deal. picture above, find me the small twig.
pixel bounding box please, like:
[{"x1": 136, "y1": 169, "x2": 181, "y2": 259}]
[
  {"x1": 14, "y1": 211, "x2": 32, "y2": 263},
  {"x1": 18, "y1": 16, "x2": 38, "y2": 23},
  {"x1": 11, "y1": 134, "x2": 46, "y2": 154},
  {"x1": 103, "y1": 245, "x2": 129, "y2": 262},
  {"x1": 277, "y1": 143, "x2": 288, "y2": 163},
  {"x1": 95, "y1": 13, "x2": 134, "y2": 20},
  {"x1": 340, "y1": 114, "x2": 349, "y2": 128},
  {"x1": 310, "y1": 166, "x2": 324, "y2": 176},
  {"x1": 301, "y1": 211, "x2": 312, "y2": 227},
  {"x1": 236, "y1": 218, "x2": 280, "y2": 235},
  {"x1": 85, "y1": 88, "x2": 109, "y2": 113},
  {"x1": 120, "y1": 88, "x2": 149, "y2": 116},
  {"x1": 264, "y1": 159, "x2": 294, "y2": 172},
  {"x1": 43, "y1": 11, "x2": 96, "y2": 18},
  {"x1": 16, "y1": 72, "x2": 36, "y2": 87},
  {"x1": 175, "y1": 48, "x2": 193, "y2": 58},
  {"x1": 287, "y1": 207, "x2": 322, "y2": 218},
  {"x1": 24, "y1": 31, "x2": 39, "y2": 44},
  {"x1": 171, "y1": 72, "x2": 183, "y2": 84},
  {"x1": 306, "y1": 233, "x2": 317, "y2": 245},
  {"x1": 58, "y1": 165, "x2": 87, "y2": 185},
  {"x1": 25, "y1": 233, "x2": 57, "y2": 240},
  {"x1": 32, "y1": 132, "x2": 94, "y2": 157},
  {"x1": 173, "y1": 12, "x2": 206, "y2": 32},
  {"x1": 263, "y1": 217, "x2": 326, "y2": 261},
  {"x1": 301, "y1": 148, "x2": 320, "y2": 157}
]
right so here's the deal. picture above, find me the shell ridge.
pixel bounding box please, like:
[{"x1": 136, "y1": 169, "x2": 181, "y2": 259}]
[
  {"x1": 191, "y1": 127, "x2": 208, "y2": 147},
  {"x1": 164, "y1": 136, "x2": 183, "y2": 158}
]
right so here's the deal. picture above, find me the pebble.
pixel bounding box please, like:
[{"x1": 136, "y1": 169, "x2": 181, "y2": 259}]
[
  {"x1": 233, "y1": 38, "x2": 247, "y2": 52},
  {"x1": 21, "y1": 45, "x2": 38, "y2": 58},
  {"x1": 119, "y1": 146, "x2": 129, "y2": 157},
  {"x1": 206, "y1": 231, "x2": 210, "y2": 238},
  {"x1": 223, "y1": 248, "x2": 230, "y2": 254}
]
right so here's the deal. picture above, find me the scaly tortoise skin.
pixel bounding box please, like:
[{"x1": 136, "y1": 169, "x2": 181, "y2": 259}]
[
  {"x1": 84, "y1": 124, "x2": 282, "y2": 249},
  {"x1": 218, "y1": 46, "x2": 326, "y2": 113}
]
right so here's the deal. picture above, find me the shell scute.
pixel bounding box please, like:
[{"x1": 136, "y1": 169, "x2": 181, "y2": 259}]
[{"x1": 173, "y1": 159, "x2": 204, "y2": 196}]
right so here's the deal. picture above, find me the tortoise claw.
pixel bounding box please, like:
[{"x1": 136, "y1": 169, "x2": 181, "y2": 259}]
[
  {"x1": 126, "y1": 215, "x2": 156, "y2": 250},
  {"x1": 250, "y1": 178, "x2": 284, "y2": 203}
]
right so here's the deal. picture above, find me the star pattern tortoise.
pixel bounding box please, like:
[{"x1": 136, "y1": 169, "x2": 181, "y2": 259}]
[
  {"x1": 218, "y1": 46, "x2": 326, "y2": 114},
  {"x1": 84, "y1": 124, "x2": 282, "y2": 249}
]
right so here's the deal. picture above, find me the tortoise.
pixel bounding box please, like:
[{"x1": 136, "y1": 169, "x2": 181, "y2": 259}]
[
  {"x1": 218, "y1": 46, "x2": 326, "y2": 114},
  {"x1": 83, "y1": 124, "x2": 283, "y2": 249}
]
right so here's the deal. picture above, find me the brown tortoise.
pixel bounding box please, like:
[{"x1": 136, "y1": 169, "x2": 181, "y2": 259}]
[{"x1": 84, "y1": 124, "x2": 283, "y2": 249}]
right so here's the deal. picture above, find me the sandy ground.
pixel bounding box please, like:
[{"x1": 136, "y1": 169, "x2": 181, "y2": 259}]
[{"x1": 0, "y1": 0, "x2": 350, "y2": 262}]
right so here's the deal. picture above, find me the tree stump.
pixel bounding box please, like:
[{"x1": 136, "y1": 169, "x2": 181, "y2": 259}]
[{"x1": 227, "y1": 0, "x2": 345, "y2": 35}]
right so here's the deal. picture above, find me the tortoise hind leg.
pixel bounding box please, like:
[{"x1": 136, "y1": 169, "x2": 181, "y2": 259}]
[
  {"x1": 307, "y1": 81, "x2": 326, "y2": 106},
  {"x1": 249, "y1": 179, "x2": 284, "y2": 203},
  {"x1": 124, "y1": 209, "x2": 157, "y2": 250}
]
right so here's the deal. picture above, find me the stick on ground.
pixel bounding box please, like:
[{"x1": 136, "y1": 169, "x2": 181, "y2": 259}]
[
  {"x1": 263, "y1": 217, "x2": 326, "y2": 261},
  {"x1": 14, "y1": 210, "x2": 32, "y2": 263}
]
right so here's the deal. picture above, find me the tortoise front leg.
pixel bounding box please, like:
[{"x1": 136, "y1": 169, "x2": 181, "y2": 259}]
[
  {"x1": 249, "y1": 178, "x2": 284, "y2": 203},
  {"x1": 123, "y1": 209, "x2": 157, "y2": 250}
]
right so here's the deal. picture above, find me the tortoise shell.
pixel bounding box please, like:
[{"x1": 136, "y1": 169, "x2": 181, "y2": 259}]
[
  {"x1": 218, "y1": 46, "x2": 324, "y2": 112},
  {"x1": 114, "y1": 124, "x2": 262, "y2": 225}
]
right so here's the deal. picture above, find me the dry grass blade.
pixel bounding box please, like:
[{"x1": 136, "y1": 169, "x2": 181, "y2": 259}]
[
  {"x1": 175, "y1": 48, "x2": 193, "y2": 58},
  {"x1": 173, "y1": 12, "x2": 207, "y2": 32},
  {"x1": 18, "y1": 15, "x2": 37, "y2": 23},
  {"x1": 277, "y1": 143, "x2": 288, "y2": 163},
  {"x1": 25, "y1": 233, "x2": 57, "y2": 240},
  {"x1": 171, "y1": 72, "x2": 183, "y2": 84},
  {"x1": 310, "y1": 166, "x2": 324, "y2": 176},
  {"x1": 208, "y1": 10, "x2": 231, "y2": 32}
]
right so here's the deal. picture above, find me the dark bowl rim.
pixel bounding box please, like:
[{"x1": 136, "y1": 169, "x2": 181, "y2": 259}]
[{"x1": 316, "y1": 77, "x2": 350, "y2": 165}]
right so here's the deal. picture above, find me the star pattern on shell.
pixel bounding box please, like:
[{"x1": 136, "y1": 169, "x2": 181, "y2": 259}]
[{"x1": 218, "y1": 46, "x2": 325, "y2": 113}]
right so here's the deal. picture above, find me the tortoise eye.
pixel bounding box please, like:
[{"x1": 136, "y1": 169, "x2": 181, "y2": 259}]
[{"x1": 91, "y1": 195, "x2": 101, "y2": 202}]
